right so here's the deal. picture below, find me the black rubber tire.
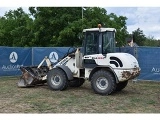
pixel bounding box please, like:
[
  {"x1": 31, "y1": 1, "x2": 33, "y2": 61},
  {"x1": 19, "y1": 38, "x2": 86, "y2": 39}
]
[
  {"x1": 91, "y1": 70, "x2": 116, "y2": 95},
  {"x1": 115, "y1": 81, "x2": 128, "y2": 91},
  {"x1": 69, "y1": 78, "x2": 85, "y2": 87},
  {"x1": 47, "y1": 68, "x2": 68, "y2": 91}
]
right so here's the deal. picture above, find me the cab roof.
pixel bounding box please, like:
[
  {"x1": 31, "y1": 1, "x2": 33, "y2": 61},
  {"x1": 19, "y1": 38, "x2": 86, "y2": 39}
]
[{"x1": 83, "y1": 28, "x2": 116, "y2": 32}]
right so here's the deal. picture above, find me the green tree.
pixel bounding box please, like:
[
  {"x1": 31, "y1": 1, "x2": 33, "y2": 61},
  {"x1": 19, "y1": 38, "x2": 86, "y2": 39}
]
[
  {"x1": 0, "y1": 7, "x2": 128, "y2": 47},
  {"x1": 0, "y1": 15, "x2": 16, "y2": 46},
  {"x1": 143, "y1": 36, "x2": 159, "y2": 47},
  {"x1": 29, "y1": 7, "x2": 83, "y2": 47},
  {"x1": 0, "y1": 7, "x2": 33, "y2": 47},
  {"x1": 107, "y1": 13, "x2": 128, "y2": 47},
  {"x1": 132, "y1": 28, "x2": 146, "y2": 46},
  {"x1": 28, "y1": 7, "x2": 128, "y2": 47}
]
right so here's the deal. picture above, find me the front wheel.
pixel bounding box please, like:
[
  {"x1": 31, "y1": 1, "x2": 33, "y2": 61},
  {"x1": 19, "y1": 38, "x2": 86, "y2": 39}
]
[
  {"x1": 91, "y1": 70, "x2": 116, "y2": 95},
  {"x1": 47, "y1": 68, "x2": 68, "y2": 91}
]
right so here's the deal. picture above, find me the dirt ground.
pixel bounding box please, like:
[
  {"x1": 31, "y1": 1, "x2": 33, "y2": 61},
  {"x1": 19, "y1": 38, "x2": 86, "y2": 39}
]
[{"x1": 0, "y1": 76, "x2": 159, "y2": 113}]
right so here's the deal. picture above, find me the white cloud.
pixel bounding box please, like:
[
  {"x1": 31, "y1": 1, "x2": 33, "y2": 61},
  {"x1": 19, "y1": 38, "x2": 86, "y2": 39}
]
[{"x1": 106, "y1": 7, "x2": 160, "y2": 39}]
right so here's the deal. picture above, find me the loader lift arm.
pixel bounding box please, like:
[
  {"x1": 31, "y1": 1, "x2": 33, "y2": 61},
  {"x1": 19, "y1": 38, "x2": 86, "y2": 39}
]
[{"x1": 18, "y1": 47, "x2": 76, "y2": 87}]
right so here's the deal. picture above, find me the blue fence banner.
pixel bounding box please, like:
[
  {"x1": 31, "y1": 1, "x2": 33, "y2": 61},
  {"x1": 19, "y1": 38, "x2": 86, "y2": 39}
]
[
  {"x1": 0, "y1": 46, "x2": 160, "y2": 81},
  {"x1": 137, "y1": 47, "x2": 160, "y2": 81},
  {"x1": 32, "y1": 47, "x2": 74, "y2": 65},
  {"x1": 0, "y1": 47, "x2": 32, "y2": 76},
  {"x1": 116, "y1": 47, "x2": 136, "y2": 57}
]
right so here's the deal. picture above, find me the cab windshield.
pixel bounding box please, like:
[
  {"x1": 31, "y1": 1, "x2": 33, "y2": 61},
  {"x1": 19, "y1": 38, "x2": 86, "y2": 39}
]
[
  {"x1": 102, "y1": 31, "x2": 115, "y2": 54},
  {"x1": 83, "y1": 31, "x2": 115, "y2": 55}
]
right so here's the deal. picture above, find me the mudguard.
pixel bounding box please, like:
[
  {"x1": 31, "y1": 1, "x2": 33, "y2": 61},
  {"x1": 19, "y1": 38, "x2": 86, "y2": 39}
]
[{"x1": 56, "y1": 65, "x2": 73, "y2": 80}]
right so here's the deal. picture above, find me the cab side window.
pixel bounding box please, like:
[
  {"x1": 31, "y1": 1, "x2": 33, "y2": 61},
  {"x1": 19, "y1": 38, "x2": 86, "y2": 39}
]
[{"x1": 85, "y1": 33, "x2": 99, "y2": 55}]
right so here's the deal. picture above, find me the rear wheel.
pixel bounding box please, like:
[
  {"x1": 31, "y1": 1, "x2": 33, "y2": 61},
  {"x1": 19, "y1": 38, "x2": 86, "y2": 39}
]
[
  {"x1": 115, "y1": 81, "x2": 128, "y2": 91},
  {"x1": 69, "y1": 78, "x2": 85, "y2": 87},
  {"x1": 47, "y1": 68, "x2": 68, "y2": 91},
  {"x1": 91, "y1": 70, "x2": 116, "y2": 95}
]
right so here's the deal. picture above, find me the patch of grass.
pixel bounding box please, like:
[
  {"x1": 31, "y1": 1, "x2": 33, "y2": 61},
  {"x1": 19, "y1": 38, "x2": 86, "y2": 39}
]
[{"x1": 0, "y1": 77, "x2": 159, "y2": 113}]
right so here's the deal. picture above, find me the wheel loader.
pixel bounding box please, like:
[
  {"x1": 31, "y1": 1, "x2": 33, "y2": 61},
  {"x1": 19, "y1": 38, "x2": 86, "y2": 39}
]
[{"x1": 18, "y1": 24, "x2": 140, "y2": 95}]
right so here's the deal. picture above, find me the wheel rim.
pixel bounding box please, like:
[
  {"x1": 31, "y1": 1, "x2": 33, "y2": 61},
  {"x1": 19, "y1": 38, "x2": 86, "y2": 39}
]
[
  {"x1": 51, "y1": 75, "x2": 61, "y2": 86},
  {"x1": 96, "y1": 77, "x2": 108, "y2": 90}
]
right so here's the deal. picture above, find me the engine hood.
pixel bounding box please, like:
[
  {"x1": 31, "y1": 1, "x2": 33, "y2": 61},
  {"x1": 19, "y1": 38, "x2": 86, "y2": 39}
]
[
  {"x1": 84, "y1": 53, "x2": 139, "y2": 69},
  {"x1": 106, "y1": 53, "x2": 139, "y2": 69}
]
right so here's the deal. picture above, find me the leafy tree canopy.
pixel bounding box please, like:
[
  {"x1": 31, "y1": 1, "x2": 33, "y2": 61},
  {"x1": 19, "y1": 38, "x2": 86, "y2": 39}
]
[{"x1": 0, "y1": 7, "x2": 159, "y2": 47}]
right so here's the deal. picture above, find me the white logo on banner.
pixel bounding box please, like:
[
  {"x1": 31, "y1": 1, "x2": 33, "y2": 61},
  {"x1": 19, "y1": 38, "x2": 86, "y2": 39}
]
[
  {"x1": 49, "y1": 52, "x2": 58, "y2": 63},
  {"x1": 9, "y1": 52, "x2": 18, "y2": 63},
  {"x1": 1, "y1": 51, "x2": 22, "y2": 71},
  {"x1": 151, "y1": 67, "x2": 160, "y2": 74}
]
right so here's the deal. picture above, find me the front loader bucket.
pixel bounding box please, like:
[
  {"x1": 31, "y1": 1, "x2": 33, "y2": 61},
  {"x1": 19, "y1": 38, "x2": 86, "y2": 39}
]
[
  {"x1": 18, "y1": 66, "x2": 47, "y2": 87},
  {"x1": 18, "y1": 76, "x2": 35, "y2": 87}
]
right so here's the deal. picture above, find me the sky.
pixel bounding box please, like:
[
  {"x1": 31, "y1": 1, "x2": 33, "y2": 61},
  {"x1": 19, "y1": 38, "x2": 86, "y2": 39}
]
[
  {"x1": 106, "y1": 7, "x2": 160, "y2": 39},
  {"x1": 0, "y1": 0, "x2": 160, "y2": 39}
]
